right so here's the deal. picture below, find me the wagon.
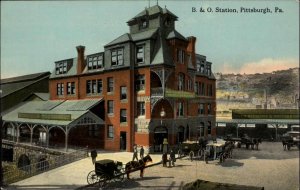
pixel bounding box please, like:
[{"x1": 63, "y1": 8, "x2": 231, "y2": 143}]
[
  {"x1": 87, "y1": 159, "x2": 125, "y2": 187},
  {"x1": 178, "y1": 140, "x2": 207, "y2": 160}
]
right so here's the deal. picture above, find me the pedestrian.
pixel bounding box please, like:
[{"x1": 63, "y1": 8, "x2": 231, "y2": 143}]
[
  {"x1": 140, "y1": 146, "x2": 144, "y2": 159},
  {"x1": 132, "y1": 144, "x2": 138, "y2": 161},
  {"x1": 204, "y1": 148, "x2": 210, "y2": 164},
  {"x1": 162, "y1": 152, "x2": 168, "y2": 167},
  {"x1": 91, "y1": 149, "x2": 97, "y2": 165},
  {"x1": 169, "y1": 149, "x2": 176, "y2": 167},
  {"x1": 86, "y1": 145, "x2": 89, "y2": 157}
]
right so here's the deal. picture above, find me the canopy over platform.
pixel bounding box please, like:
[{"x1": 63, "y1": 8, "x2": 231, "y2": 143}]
[{"x1": 2, "y1": 99, "x2": 104, "y2": 151}]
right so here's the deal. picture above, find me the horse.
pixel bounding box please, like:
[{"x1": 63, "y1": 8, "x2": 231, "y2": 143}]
[{"x1": 125, "y1": 154, "x2": 152, "y2": 179}]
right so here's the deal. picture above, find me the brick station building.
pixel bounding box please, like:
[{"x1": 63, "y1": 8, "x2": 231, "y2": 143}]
[{"x1": 3, "y1": 5, "x2": 216, "y2": 152}]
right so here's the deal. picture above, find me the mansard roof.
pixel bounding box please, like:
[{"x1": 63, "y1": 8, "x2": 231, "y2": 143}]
[
  {"x1": 105, "y1": 29, "x2": 158, "y2": 47},
  {"x1": 151, "y1": 30, "x2": 173, "y2": 65},
  {"x1": 167, "y1": 30, "x2": 188, "y2": 42},
  {"x1": 127, "y1": 5, "x2": 178, "y2": 24}
]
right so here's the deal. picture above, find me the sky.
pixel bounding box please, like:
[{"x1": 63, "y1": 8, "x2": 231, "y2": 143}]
[{"x1": 1, "y1": 0, "x2": 299, "y2": 79}]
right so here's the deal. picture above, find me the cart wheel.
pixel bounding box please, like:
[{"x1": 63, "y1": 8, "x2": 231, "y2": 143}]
[
  {"x1": 87, "y1": 170, "x2": 100, "y2": 184},
  {"x1": 113, "y1": 168, "x2": 125, "y2": 182},
  {"x1": 98, "y1": 174, "x2": 108, "y2": 188}
]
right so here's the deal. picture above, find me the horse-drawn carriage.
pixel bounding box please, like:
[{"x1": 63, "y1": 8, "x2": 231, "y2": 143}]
[
  {"x1": 178, "y1": 139, "x2": 207, "y2": 160},
  {"x1": 87, "y1": 159, "x2": 125, "y2": 187},
  {"x1": 224, "y1": 135, "x2": 261, "y2": 150},
  {"x1": 205, "y1": 141, "x2": 234, "y2": 163},
  {"x1": 87, "y1": 155, "x2": 153, "y2": 187},
  {"x1": 281, "y1": 131, "x2": 300, "y2": 150}
]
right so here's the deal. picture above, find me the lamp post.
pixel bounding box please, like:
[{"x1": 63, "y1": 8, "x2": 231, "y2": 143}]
[{"x1": 160, "y1": 107, "x2": 166, "y2": 126}]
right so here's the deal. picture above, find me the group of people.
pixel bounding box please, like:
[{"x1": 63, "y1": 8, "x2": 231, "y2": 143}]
[
  {"x1": 162, "y1": 149, "x2": 176, "y2": 167},
  {"x1": 132, "y1": 144, "x2": 144, "y2": 161}
]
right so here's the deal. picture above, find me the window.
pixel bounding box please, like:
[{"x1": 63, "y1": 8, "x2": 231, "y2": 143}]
[
  {"x1": 56, "y1": 83, "x2": 64, "y2": 96},
  {"x1": 177, "y1": 102, "x2": 184, "y2": 117},
  {"x1": 207, "y1": 103, "x2": 211, "y2": 114},
  {"x1": 178, "y1": 73, "x2": 185, "y2": 91},
  {"x1": 177, "y1": 49, "x2": 185, "y2": 64},
  {"x1": 107, "y1": 125, "x2": 114, "y2": 138},
  {"x1": 87, "y1": 54, "x2": 103, "y2": 70},
  {"x1": 194, "y1": 82, "x2": 199, "y2": 95},
  {"x1": 97, "y1": 80, "x2": 103, "y2": 94},
  {"x1": 67, "y1": 82, "x2": 75, "y2": 95},
  {"x1": 120, "y1": 109, "x2": 127, "y2": 123},
  {"x1": 208, "y1": 84, "x2": 213, "y2": 96},
  {"x1": 136, "y1": 45, "x2": 144, "y2": 63},
  {"x1": 137, "y1": 102, "x2": 145, "y2": 116},
  {"x1": 107, "y1": 100, "x2": 114, "y2": 115},
  {"x1": 197, "y1": 64, "x2": 200, "y2": 72},
  {"x1": 111, "y1": 49, "x2": 124, "y2": 66},
  {"x1": 187, "y1": 79, "x2": 193, "y2": 91},
  {"x1": 135, "y1": 75, "x2": 145, "y2": 91},
  {"x1": 200, "y1": 64, "x2": 205, "y2": 73},
  {"x1": 55, "y1": 61, "x2": 68, "y2": 75},
  {"x1": 200, "y1": 82, "x2": 206, "y2": 96},
  {"x1": 139, "y1": 18, "x2": 148, "y2": 29},
  {"x1": 86, "y1": 80, "x2": 102, "y2": 94},
  {"x1": 120, "y1": 86, "x2": 127, "y2": 100},
  {"x1": 107, "y1": 77, "x2": 114, "y2": 93},
  {"x1": 207, "y1": 65, "x2": 211, "y2": 76},
  {"x1": 88, "y1": 125, "x2": 99, "y2": 137},
  {"x1": 198, "y1": 103, "x2": 204, "y2": 115},
  {"x1": 207, "y1": 121, "x2": 212, "y2": 135}
]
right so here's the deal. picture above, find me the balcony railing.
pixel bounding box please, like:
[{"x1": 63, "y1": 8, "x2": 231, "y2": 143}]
[
  {"x1": 151, "y1": 87, "x2": 196, "y2": 99},
  {"x1": 165, "y1": 88, "x2": 196, "y2": 99},
  {"x1": 151, "y1": 87, "x2": 163, "y2": 97}
]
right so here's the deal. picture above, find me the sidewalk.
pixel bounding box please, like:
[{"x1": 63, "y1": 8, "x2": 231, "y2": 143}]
[{"x1": 7, "y1": 151, "x2": 163, "y2": 190}]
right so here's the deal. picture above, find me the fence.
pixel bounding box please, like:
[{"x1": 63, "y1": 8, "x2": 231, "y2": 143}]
[{"x1": 3, "y1": 147, "x2": 88, "y2": 185}]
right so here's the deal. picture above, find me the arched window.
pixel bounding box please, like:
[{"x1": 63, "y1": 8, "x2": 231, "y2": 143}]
[{"x1": 178, "y1": 73, "x2": 185, "y2": 91}]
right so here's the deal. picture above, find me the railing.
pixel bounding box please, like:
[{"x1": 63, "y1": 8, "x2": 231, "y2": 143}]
[
  {"x1": 151, "y1": 87, "x2": 163, "y2": 97},
  {"x1": 2, "y1": 146, "x2": 88, "y2": 185}
]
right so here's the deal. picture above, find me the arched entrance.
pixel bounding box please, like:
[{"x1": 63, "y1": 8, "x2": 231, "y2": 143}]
[
  {"x1": 154, "y1": 126, "x2": 168, "y2": 152},
  {"x1": 18, "y1": 154, "x2": 31, "y2": 172},
  {"x1": 178, "y1": 126, "x2": 184, "y2": 143}
]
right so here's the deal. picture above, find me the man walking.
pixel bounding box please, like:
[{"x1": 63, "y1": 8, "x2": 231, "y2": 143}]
[
  {"x1": 140, "y1": 146, "x2": 144, "y2": 159},
  {"x1": 91, "y1": 149, "x2": 97, "y2": 165},
  {"x1": 169, "y1": 149, "x2": 176, "y2": 167},
  {"x1": 132, "y1": 144, "x2": 138, "y2": 161}
]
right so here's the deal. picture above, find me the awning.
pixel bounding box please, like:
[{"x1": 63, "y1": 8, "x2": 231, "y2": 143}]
[{"x1": 2, "y1": 99, "x2": 104, "y2": 126}]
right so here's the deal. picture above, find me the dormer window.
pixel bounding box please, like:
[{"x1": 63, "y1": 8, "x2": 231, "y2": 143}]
[
  {"x1": 139, "y1": 18, "x2": 148, "y2": 30},
  {"x1": 88, "y1": 54, "x2": 103, "y2": 70},
  {"x1": 207, "y1": 65, "x2": 211, "y2": 76},
  {"x1": 200, "y1": 64, "x2": 205, "y2": 73},
  {"x1": 111, "y1": 48, "x2": 124, "y2": 66},
  {"x1": 55, "y1": 61, "x2": 68, "y2": 75},
  {"x1": 164, "y1": 17, "x2": 172, "y2": 27}
]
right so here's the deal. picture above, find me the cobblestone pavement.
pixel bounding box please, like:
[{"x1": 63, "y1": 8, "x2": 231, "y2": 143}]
[{"x1": 6, "y1": 142, "x2": 299, "y2": 190}]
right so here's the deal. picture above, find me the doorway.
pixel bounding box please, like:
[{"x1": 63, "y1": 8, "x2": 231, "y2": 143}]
[
  {"x1": 154, "y1": 126, "x2": 168, "y2": 152},
  {"x1": 120, "y1": 132, "x2": 127, "y2": 151}
]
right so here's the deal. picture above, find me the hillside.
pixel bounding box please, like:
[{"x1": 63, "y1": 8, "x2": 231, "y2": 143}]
[{"x1": 215, "y1": 68, "x2": 299, "y2": 118}]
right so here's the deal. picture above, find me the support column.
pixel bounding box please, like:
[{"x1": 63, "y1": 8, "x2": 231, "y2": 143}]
[
  {"x1": 275, "y1": 124, "x2": 279, "y2": 141},
  {"x1": 162, "y1": 68, "x2": 165, "y2": 97},
  {"x1": 236, "y1": 124, "x2": 239, "y2": 138},
  {"x1": 46, "y1": 127, "x2": 50, "y2": 148},
  {"x1": 11, "y1": 123, "x2": 16, "y2": 142},
  {"x1": 65, "y1": 126, "x2": 69, "y2": 152},
  {"x1": 16, "y1": 123, "x2": 20, "y2": 143}
]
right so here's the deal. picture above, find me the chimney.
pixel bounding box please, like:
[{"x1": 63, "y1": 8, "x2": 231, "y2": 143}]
[
  {"x1": 187, "y1": 36, "x2": 196, "y2": 53},
  {"x1": 76, "y1": 45, "x2": 85, "y2": 74}
]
